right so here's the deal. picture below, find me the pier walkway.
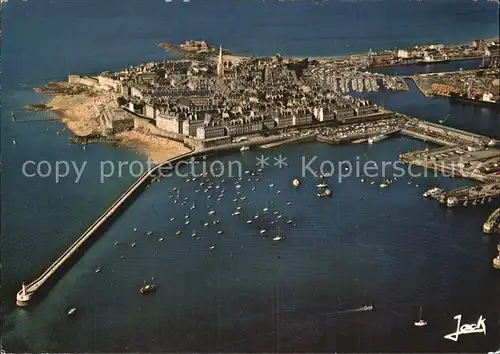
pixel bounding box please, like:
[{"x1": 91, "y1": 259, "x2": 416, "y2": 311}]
[
  {"x1": 483, "y1": 208, "x2": 500, "y2": 234},
  {"x1": 16, "y1": 150, "x2": 196, "y2": 307}
]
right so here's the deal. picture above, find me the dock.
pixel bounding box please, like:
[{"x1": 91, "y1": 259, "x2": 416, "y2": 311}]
[
  {"x1": 435, "y1": 183, "x2": 500, "y2": 208},
  {"x1": 483, "y1": 208, "x2": 500, "y2": 234}
]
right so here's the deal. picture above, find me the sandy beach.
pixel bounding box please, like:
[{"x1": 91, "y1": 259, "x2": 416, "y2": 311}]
[
  {"x1": 46, "y1": 89, "x2": 190, "y2": 163},
  {"x1": 48, "y1": 93, "x2": 109, "y2": 136},
  {"x1": 116, "y1": 130, "x2": 190, "y2": 164}
]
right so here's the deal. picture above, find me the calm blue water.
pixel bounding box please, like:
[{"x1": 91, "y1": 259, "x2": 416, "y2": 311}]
[{"x1": 1, "y1": 0, "x2": 499, "y2": 352}]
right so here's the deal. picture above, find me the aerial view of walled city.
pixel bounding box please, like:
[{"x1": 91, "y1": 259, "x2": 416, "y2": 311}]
[{"x1": 1, "y1": 0, "x2": 499, "y2": 352}]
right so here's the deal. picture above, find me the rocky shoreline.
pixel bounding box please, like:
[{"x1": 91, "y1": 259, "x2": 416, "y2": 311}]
[{"x1": 31, "y1": 81, "x2": 189, "y2": 163}]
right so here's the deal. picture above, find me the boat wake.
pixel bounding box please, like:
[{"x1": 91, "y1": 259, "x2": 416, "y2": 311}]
[{"x1": 326, "y1": 305, "x2": 374, "y2": 315}]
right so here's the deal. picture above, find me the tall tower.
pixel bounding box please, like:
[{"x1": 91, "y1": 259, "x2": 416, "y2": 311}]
[{"x1": 217, "y1": 45, "x2": 224, "y2": 77}]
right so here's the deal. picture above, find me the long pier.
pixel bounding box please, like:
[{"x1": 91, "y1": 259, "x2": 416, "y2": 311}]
[
  {"x1": 483, "y1": 208, "x2": 500, "y2": 234},
  {"x1": 15, "y1": 150, "x2": 197, "y2": 307}
]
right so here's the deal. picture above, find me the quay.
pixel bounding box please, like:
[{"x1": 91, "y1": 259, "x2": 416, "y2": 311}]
[
  {"x1": 260, "y1": 133, "x2": 318, "y2": 149},
  {"x1": 483, "y1": 208, "x2": 500, "y2": 234},
  {"x1": 318, "y1": 128, "x2": 401, "y2": 145}
]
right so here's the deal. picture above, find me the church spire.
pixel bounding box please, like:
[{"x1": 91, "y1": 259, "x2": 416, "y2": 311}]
[{"x1": 217, "y1": 45, "x2": 224, "y2": 77}]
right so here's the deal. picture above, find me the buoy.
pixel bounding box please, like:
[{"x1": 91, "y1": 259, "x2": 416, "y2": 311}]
[{"x1": 292, "y1": 178, "x2": 300, "y2": 187}]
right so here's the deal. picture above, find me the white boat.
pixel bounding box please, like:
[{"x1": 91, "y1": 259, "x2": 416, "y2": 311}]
[
  {"x1": 316, "y1": 175, "x2": 328, "y2": 188},
  {"x1": 414, "y1": 306, "x2": 427, "y2": 327},
  {"x1": 209, "y1": 246, "x2": 215, "y2": 250},
  {"x1": 379, "y1": 183, "x2": 388, "y2": 188},
  {"x1": 68, "y1": 308, "x2": 76, "y2": 316},
  {"x1": 494, "y1": 245, "x2": 500, "y2": 269},
  {"x1": 158, "y1": 237, "x2": 164, "y2": 242},
  {"x1": 317, "y1": 188, "x2": 332, "y2": 197},
  {"x1": 273, "y1": 227, "x2": 284, "y2": 241},
  {"x1": 292, "y1": 178, "x2": 300, "y2": 187},
  {"x1": 447, "y1": 197, "x2": 458, "y2": 208},
  {"x1": 423, "y1": 187, "x2": 443, "y2": 198},
  {"x1": 209, "y1": 210, "x2": 216, "y2": 215},
  {"x1": 368, "y1": 134, "x2": 388, "y2": 144},
  {"x1": 240, "y1": 146, "x2": 250, "y2": 152},
  {"x1": 95, "y1": 266, "x2": 101, "y2": 273},
  {"x1": 232, "y1": 211, "x2": 241, "y2": 216},
  {"x1": 217, "y1": 230, "x2": 224, "y2": 235},
  {"x1": 260, "y1": 229, "x2": 266, "y2": 235}
]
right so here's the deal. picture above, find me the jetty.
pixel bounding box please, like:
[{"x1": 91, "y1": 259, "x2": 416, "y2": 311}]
[
  {"x1": 14, "y1": 137, "x2": 296, "y2": 307},
  {"x1": 483, "y1": 208, "x2": 500, "y2": 234},
  {"x1": 15, "y1": 151, "x2": 196, "y2": 307}
]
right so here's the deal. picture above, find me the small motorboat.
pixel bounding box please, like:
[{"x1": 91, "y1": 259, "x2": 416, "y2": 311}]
[
  {"x1": 140, "y1": 284, "x2": 157, "y2": 295},
  {"x1": 68, "y1": 307, "x2": 77, "y2": 316},
  {"x1": 95, "y1": 266, "x2": 101, "y2": 273},
  {"x1": 317, "y1": 188, "x2": 332, "y2": 197}
]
